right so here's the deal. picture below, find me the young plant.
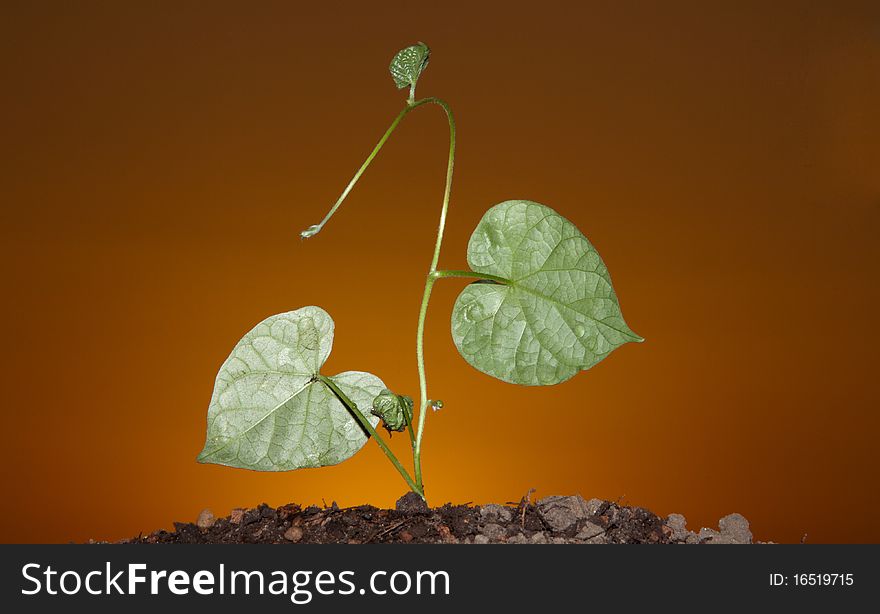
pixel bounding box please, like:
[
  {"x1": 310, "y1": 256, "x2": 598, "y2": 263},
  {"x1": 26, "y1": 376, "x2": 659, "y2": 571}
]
[{"x1": 198, "y1": 43, "x2": 642, "y2": 500}]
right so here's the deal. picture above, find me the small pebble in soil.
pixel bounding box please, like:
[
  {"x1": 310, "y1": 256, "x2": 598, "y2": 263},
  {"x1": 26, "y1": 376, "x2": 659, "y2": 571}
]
[
  {"x1": 536, "y1": 495, "x2": 592, "y2": 533},
  {"x1": 575, "y1": 521, "x2": 607, "y2": 544},
  {"x1": 480, "y1": 504, "x2": 514, "y2": 524},
  {"x1": 479, "y1": 523, "x2": 507, "y2": 541},
  {"x1": 283, "y1": 526, "x2": 304, "y2": 543},
  {"x1": 699, "y1": 513, "x2": 753, "y2": 544},
  {"x1": 437, "y1": 524, "x2": 456, "y2": 543},
  {"x1": 529, "y1": 532, "x2": 548, "y2": 544},
  {"x1": 666, "y1": 513, "x2": 689, "y2": 540},
  {"x1": 196, "y1": 509, "x2": 215, "y2": 530},
  {"x1": 719, "y1": 514, "x2": 753, "y2": 543}
]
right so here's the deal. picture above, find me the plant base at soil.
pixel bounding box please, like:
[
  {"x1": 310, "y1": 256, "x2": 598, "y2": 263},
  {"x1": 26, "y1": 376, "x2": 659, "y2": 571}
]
[{"x1": 121, "y1": 494, "x2": 759, "y2": 545}]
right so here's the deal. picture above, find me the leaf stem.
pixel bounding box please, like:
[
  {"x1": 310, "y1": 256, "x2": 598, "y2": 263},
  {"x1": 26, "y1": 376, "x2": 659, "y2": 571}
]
[
  {"x1": 431, "y1": 269, "x2": 509, "y2": 284},
  {"x1": 301, "y1": 98, "x2": 439, "y2": 239},
  {"x1": 301, "y1": 106, "x2": 409, "y2": 238},
  {"x1": 405, "y1": 411, "x2": 416, "y2": 448},
  {"x1": 317, "y1": 374, "x2": 423, "y2": 498}
]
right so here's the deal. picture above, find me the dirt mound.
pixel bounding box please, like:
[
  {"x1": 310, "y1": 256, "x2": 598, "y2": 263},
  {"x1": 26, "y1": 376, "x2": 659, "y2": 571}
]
[{"x1": 122, "y1": 494, "x2": 754, "y2": 545}]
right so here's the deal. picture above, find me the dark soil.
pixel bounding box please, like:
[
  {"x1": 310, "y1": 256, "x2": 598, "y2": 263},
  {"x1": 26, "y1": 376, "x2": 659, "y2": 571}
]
[{"x1": 122, "y1": 493, "x2": 757, "y2": 545}]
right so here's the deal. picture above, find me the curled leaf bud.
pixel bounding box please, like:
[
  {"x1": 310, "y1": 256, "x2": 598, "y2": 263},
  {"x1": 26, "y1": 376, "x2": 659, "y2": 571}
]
[{"x1": 371, "y1": 389, "x2": 414, "y2": 432}]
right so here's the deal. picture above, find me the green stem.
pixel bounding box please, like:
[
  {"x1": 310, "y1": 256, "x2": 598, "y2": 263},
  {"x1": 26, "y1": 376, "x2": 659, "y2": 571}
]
[
  {"x1": 405, "y1": 411, "x2": 416, "y2": 448},
  {"x1": 318, "y1": 375, "x2": 423, "y2": 497},
  {"x1": 301, "y1": 106, "x2": 406, "y2": 238},
  {"x1": 301, "y1": 98, "x2": 439, "y2": 238},
  {"x1": 412, "y1": 97, "x2": 456, "y2": 492},
  {"x1": 301, "y1": 96, "x2": 457, "y2": 499}
]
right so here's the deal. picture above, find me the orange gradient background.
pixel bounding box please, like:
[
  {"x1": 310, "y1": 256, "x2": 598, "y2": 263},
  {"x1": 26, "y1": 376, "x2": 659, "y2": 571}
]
[{"x1": 1, "y1": 1, "x2": 878, "y2": 543}]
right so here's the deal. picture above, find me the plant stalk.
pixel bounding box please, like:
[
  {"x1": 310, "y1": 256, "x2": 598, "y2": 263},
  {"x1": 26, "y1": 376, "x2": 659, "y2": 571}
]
[
  {"x1": 302, "y1": 96, "x2": 458, "y2": 499},
  {"x1": 412, "y1": 97, "x2": 456, "y2": 492}
]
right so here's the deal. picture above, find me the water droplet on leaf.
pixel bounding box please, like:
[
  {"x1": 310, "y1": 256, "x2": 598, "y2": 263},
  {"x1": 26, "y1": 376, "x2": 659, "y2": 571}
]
[
  {"x1": 465, "y1": 302, "x2": 485, "y2": 322},
  {"x1": 573, "y1": 323, "x2": 586, "y2": 338},
  {"x1": 484, "y1": 227, "x2": 503, "y2": 251}
]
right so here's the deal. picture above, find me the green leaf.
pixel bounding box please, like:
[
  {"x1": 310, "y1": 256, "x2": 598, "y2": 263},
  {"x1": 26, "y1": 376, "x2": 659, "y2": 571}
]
[
  {"x1": 197, "y1": 307, "x2": 384, "y2": 471},
  {"x1": 451, "y1": 200, "x2": 642, "y2": 386},
  {"x1": 389, "y1": 42, "x2": 430, "y2": 91}
]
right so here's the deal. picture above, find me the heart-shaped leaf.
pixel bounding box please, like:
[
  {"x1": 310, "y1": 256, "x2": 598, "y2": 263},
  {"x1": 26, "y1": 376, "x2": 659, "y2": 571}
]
[
  {"x1": 197, "y1": 306, "x2": 384, "y2": 471},
  {"x1": 451, "y1": 200, "x2": 642, "y2": 386},
  {"x1": 389, "y1": 42, "x2": 430, "y2": 90}
]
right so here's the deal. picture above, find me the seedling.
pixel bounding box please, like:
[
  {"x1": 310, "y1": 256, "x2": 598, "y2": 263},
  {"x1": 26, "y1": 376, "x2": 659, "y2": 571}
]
[{"x1": 198, "y1": 43, "x2": 642, "y2": 500}]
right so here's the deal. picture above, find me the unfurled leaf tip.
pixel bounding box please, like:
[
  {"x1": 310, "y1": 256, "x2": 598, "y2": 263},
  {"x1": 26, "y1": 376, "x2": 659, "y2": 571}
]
[
  {"x1": 300, "y1": 224, "x2": 321, "y2": 240},
  {"x1": 389, "y1": 42, "x2": 431, "y2": 94}
]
